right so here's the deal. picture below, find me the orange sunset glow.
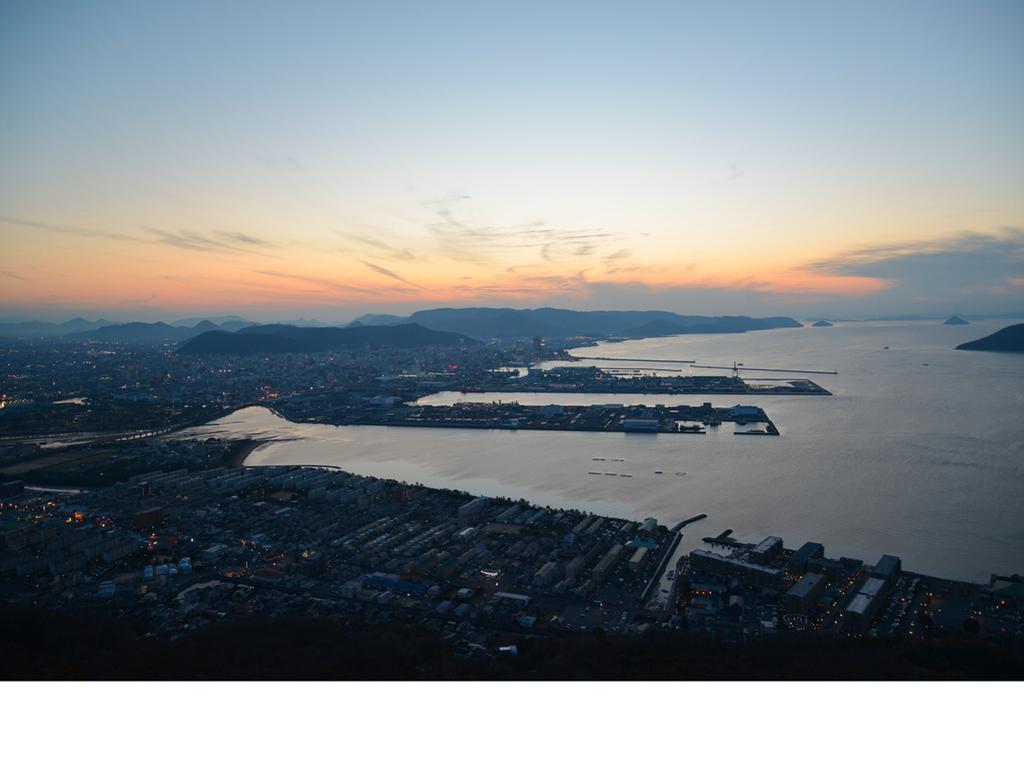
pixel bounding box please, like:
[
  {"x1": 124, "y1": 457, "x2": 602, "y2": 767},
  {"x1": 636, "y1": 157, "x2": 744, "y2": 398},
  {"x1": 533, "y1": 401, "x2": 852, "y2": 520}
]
[{"x1": 1, "y1": 2, "x2": 1021, "y2": 321}]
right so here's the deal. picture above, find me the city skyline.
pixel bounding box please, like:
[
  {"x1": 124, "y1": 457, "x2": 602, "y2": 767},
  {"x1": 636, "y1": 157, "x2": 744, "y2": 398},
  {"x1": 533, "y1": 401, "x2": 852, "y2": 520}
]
[{"x1": 2, "y1": 1, "x2": 1023, "y2": 321}]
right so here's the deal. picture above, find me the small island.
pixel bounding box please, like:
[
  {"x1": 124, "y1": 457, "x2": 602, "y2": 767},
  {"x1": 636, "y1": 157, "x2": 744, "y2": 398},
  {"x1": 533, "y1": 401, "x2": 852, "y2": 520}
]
[
  {"x1": 956, "y1": 323, "x2": 1024, "y2": 352},
  {"x1": 944, "y1": 315, "x2": 969, "y2": 326},
  {"x1": 811, "y1": 319, "x2": 834, "y2": 327}
]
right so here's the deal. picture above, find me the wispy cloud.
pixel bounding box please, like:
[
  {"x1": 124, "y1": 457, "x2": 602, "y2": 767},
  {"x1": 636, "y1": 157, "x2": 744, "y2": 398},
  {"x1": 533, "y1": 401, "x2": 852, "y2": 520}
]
[
  {"x1": 148, "y1": 229, "x2": 227, "y2": 251},
  {"x1": 421, "y1": 196, "x2": 623, "y2": 265},
  {"x1": 147, "y1": 228, "x2": 275, "y2": 258},
  {"x1": 602, "y1": 248, "x2": 632, "y2": 265},
  {"x1": 338, "y1": 232, "x2": 420, "y2": 261},
  {"x1": 360, "y1": 260, "x2": 421, "y2": 287},
  {"x1": 217, "y1": 231, "x2": 274, "y2": 247},
  {"x1": 255, "y1": 270, "x2": 382, "y2": 295},
  {"x1": 0, "y1": 215, "x2": 148, "y2": 243},
  {"x1": 1, "y1": 214, "x2": 277, "y2": 259}
]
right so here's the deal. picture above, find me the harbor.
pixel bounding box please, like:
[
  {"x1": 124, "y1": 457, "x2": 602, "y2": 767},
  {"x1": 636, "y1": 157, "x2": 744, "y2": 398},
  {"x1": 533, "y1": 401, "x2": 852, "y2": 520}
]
[
  {"x1": 281, "y1": 400, "x2": 781, "y2": 437},
  {"x1": 472, "y1": 365, "x2": 833, "y2": 396}
]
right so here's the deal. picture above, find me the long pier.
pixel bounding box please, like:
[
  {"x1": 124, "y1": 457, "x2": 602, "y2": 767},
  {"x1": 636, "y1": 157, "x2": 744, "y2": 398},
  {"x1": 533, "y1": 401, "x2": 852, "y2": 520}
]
[
  {"x1": 601, "y1": 367, "x2": 690, "y2": 373},
  {"x1": 570, "y1": 355, "x2": 836, "y2": 375},
  {"x1": 573, "y1": 356, "x2": 697, "y2": 364},
  {"x1": 691, "y1": 364, "x2": 838, "y2": 375},
  {"x1": 671, "y1": 513, "x2": 708, "y2": 533}
]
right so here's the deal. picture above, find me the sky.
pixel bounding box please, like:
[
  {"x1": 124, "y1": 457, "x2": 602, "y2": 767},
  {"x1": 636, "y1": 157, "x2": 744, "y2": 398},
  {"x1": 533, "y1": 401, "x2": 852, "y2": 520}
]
[{"x1": 1, "y1": 0, "x2": 1022, "y2": 322}]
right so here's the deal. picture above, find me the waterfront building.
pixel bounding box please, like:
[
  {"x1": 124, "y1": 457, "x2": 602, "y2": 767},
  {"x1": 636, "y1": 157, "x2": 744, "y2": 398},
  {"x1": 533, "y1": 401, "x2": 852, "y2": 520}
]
[
  {"x1": 784, "y1": 571, "x2": 826, "y2": 613},
  {"x1": 842, "y1": 577, "x2": 889, "y2": 631}
]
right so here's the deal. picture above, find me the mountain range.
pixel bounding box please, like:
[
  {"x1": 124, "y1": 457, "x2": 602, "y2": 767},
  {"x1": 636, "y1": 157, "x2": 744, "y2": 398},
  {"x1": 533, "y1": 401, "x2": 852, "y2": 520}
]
[
  {"x1": 0, "y1": 317, "x2": 256, "y2": 341},
  {"x1": 348, "y1": 307, "x2": 802, "y2": 340},
  {"x1": 0, "y1": 317, "x2": 114, "y2": 338},
  {"x1": 178, "y1": 323, "x2": 475, "y2": 355},
  {"x1": 1, "y1": 308, "x2": 805, "y2": 345}
]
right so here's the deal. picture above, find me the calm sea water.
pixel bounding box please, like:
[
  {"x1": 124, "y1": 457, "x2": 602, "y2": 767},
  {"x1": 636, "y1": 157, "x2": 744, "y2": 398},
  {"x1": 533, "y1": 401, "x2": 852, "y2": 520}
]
[{"x1": 184, "y1": 321, "x2": 1024, "y2": 582}]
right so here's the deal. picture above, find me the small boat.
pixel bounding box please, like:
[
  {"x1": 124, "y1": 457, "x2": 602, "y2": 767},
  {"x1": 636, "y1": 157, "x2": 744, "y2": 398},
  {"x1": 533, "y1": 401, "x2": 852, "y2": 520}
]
[{"x1": 654, "y1": 470, "x2": 663, "y2": 474}]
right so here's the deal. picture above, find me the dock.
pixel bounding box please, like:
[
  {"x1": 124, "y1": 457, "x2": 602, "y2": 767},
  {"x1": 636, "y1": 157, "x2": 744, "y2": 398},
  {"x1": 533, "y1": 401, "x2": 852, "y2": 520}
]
[
  {"x1": 573, "y1": 356, "x2": 697, "y2": 364},
  {"x1": 702, "y1": 528, "x2": 743, "y2": 548},
  {"x1": 672, "y1": 513, "x2": 707, "y2": 533}
]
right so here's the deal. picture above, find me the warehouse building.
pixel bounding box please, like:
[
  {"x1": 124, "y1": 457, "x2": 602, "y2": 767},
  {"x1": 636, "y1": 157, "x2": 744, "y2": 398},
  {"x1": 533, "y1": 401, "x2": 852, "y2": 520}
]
[
  {"x1": 842, "y1": 577, "x2": 889, "y2": 632},
  {"x1": 872, "y1": 555, "x2": 902, "y2": 587},
  {"x1": 629, "y1": 546, "x2": 651, "y2": 572},
  {"x1": 593, "y1": 544, "x2": 624, "y2": 583},
  {"x1": 689, "y1": 549, "x2": 784, "y2": 589},
  {"x1": 787, "y1": 542, "x2": 825, "y2": 575},
  {"x1": 749, "y1": 536, "x2": 783, "y2": 565},
  {"x1": 784, "y1": 571, "x2": 826, "y2": 613}
]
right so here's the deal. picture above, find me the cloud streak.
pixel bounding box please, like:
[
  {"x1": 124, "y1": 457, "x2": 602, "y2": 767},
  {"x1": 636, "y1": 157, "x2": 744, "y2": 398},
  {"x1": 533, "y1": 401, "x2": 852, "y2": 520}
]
[
  {"x1": 360, "y1": 260, "x2": 421, "y2": 287},
  {"x1": 255, "y1": 270, "x2": 382, "y2": 296},
  {"x1": 0, "y1": 215, "x2": 148, "y2": 244},
  {"x1": 1, "y1": 214, "x2": 277, "y2": 259},
  {"x1": 421, "y1": 196, "x2": 624, "y2": 266},
  {"x1": 338, "y1": 232, "x2": 420, "y2": 261},
  {"x1": 147, "y1": 228, "x2": 276, "y2": 258},
  {"x1": 218, "y1": 231, "x2": 274, "y2": 247}
]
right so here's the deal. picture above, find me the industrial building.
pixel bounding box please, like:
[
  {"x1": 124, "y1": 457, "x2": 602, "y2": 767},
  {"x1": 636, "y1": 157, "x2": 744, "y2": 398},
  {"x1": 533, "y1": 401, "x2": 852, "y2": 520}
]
[
  {"x1": 842, "y1": 576, "x2": 889, "y2": 631},
  {"x1": 457, "y1": 496, "x2": 489, "y2": 524},
  {"x1": 749, "y1": 536, "x2": 783, "y2": 565},
  {"x1": 787, "y1": 542, "x2": 825, "y2": 575},
  {"x1": 532, "y1": 561, "x2": 559, "y2": 588},
  {"x1": 629, "y1": 546, "x2": 651, "y2": 572},
  {"x1": 593, "y1": 544, "x2": 624, "y2": 583},
  {"x1": 872, "y1": 555, "x2": 902, "y2": 587},
  {"x1": 784, "y1": 571, "x2": 826, "y2": 613},
  {"x1": 690, "y1": 549, "x2": 784, "y2": 589}
]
